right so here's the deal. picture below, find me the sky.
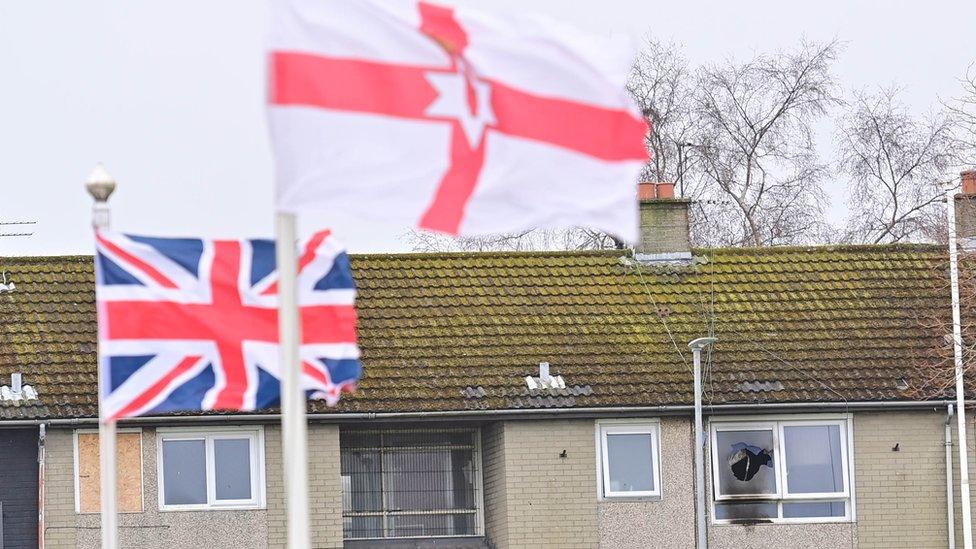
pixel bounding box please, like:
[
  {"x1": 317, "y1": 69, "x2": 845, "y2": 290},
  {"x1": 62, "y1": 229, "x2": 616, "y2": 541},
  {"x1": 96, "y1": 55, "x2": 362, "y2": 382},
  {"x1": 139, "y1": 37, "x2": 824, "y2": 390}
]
[{"x1": 1, "y1": 0, "x2": 974, "y2": 257}]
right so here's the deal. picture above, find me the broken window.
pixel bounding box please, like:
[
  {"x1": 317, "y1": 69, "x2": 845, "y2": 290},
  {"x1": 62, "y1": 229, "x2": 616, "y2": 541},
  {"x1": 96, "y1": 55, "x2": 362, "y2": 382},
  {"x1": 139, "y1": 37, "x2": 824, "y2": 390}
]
[
  {"x1": 715, "y1": 428, "x2": 776, "y2": 497},
  {"x1": 711, "y1": 419, "x2": 851, "y2": 523}
]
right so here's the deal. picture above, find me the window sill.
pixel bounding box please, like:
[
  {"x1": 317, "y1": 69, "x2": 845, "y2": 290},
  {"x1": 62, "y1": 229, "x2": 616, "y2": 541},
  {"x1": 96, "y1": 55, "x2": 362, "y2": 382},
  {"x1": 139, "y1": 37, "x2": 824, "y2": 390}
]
[
  {"x1": 157, "y1": 503, "x2": 265, "y2": 512},
  {"x1": 712, "y1": 518, "x2": 854, "y2": 527},
  {"x1": 599, "y1": 495, "x2": 663, "y2": 503}
]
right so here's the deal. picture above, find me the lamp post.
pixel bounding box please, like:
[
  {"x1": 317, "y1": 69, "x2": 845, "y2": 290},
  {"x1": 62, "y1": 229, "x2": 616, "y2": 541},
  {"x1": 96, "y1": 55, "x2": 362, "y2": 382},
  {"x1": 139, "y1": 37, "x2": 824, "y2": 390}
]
[
  {"x1": 689, "y1": 336, "x2": 717, "y2": 549},
  {"x1": 85, "y1": 164, "x2": 118, "y2": 549}
]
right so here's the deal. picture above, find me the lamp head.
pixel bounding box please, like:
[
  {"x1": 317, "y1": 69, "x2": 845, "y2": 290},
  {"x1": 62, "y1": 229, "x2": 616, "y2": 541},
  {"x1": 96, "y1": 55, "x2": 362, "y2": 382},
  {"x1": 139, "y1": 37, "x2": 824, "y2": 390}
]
[
  {"x1": 85, "y1": 164, "x2": 116, "y2": 203},
  {"x1": 688, "y1": 336, "x2": 718, "y2": 350}
]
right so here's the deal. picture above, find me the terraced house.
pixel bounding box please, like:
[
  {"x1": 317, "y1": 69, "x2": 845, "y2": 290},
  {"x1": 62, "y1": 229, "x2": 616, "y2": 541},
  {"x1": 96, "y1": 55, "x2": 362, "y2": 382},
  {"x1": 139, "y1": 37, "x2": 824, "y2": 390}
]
[{"x1": 4, "y1": 177, "x2": 976, "y2": 548}]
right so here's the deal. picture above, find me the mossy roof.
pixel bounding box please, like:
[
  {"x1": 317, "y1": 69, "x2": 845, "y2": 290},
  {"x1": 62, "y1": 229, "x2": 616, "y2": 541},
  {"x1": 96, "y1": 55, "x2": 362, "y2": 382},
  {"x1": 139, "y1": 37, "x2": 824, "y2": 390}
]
[{"x1": 0, "y1": 244, "x2": 951, "y2": 419}]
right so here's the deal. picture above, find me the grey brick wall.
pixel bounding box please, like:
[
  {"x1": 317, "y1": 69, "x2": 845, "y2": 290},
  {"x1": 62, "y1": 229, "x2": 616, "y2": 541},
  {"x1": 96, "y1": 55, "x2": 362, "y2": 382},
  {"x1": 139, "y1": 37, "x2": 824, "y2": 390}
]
[
  {"x1": 481, "y1": 422, "x2": 508, "y2": 548},
  {"x1": 266, "y1": 424, "x2": 343, "y2": 548},
  {"x1": 491, "y1": 419, "x2": 599, "y2": 549},
  {"x1": 855, "y1": 410, "x2": 950, "y2": 548}
]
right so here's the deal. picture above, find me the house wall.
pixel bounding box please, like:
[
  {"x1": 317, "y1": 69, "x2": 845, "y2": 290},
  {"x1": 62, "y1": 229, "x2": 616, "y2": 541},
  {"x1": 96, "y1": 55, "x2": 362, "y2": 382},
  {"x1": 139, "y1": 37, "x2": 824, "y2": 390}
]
[
  {"x1": 702, "y1": 415, "x2": 857, "y2": 549},
  {"x1": 0, "y1": 427, "x2": 39, "y2": 549},
  {"x1": 597, "y1": 417, "x2": 695, "y2": 549},
  {"x1": 267, "y1": 424, "x2": 343, "y2": 549},
  {"x1": 44, "y1": 426, "x2": 269, "y2": 549},
  {"x1": 855, "y1": 410, "x2": 951, "y2": 548},
  {"x1": 492, "y1": 419, "x2": 600, "y2": 549},
  {"x1": 481, "y1": 422, "x2": 509, "y2": 547},
  {"x1": 35, "y1": 410, "x2": 975, "y2": 548}
]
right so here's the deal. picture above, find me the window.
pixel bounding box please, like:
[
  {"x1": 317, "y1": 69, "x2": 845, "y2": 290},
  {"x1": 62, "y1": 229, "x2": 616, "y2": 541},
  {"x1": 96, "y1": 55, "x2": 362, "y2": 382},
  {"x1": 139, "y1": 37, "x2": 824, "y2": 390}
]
[
  {"x1": 74, "y1": 430, "x2": 144, "y2": 513},
  {"x1": 710, "y1": 418, "x2": 852, "y2": 523},
  {"x1": 597, "y1": 421, "x2": 661, "y2": 499},
  {"x1": 157, "y1": 428, "x2": 264, "y2": 510},
  {"x1": 340, "y1": 429, "x2": 483, "y2": 540}
]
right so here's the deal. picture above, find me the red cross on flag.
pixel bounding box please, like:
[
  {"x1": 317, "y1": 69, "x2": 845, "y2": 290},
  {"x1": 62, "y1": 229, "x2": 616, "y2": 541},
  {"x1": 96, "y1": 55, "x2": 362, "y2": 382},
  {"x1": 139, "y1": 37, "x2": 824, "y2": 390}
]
[{"x1": 269, "y1": 0, "x2": 649, "y2": 242}]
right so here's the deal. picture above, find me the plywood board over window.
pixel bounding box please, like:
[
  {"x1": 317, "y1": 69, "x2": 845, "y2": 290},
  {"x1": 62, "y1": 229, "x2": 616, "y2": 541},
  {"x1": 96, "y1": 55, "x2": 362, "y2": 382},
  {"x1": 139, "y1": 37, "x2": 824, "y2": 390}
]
[{"x1": 75, "y1": 430, "x2": 144, "y2": 513}]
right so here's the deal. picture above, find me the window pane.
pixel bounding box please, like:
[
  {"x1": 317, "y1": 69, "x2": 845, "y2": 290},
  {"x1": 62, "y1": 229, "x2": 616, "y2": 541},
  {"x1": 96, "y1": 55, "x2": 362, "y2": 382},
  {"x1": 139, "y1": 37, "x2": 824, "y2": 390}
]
[
  {"x1": 606, "y1": 433, "x2": 654, "y2": 493},
  {"x1": 783, "y1": 500, "x2": 846, "y2": 518},
  {"x1": 714, "y1": 502, "x2": 777, "y2": 521},
  {"x1": 715, "y1": 429, "x2": 776, "y2": 496},
  {"x1": 214, "y1": 438, "x2": 252, "y2": 501},
  {"x1": 342, "y1": 450, "x2": 383, "y2": 512},
  {"x1": 344, "y1": 516, "x2": 383, "y2": 539},
  {"x1": 162, "y1": 439, "x2": 207, "y2": 505},
  {"x1": 383, "y1": 448, "x2": 477, "y2": 512},
  {"x1": 784, "y1": 425, "x2": 844, "y2": 494},
  {"x1": 387, "y1": 513, "x2": 475, "y2": 538}
]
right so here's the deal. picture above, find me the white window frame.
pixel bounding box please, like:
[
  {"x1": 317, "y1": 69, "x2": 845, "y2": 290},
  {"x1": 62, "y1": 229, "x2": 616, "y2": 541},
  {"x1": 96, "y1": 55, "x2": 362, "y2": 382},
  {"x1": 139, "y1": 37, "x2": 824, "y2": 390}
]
[
  {"x1": 595, "y1": 419, "x2": 662, "y2": 500},
  {"x1": 709, "y1": 414, "x2": 855, "y2": 525},
  {"x1": 710, "y1": 421, "x2": 780, "y2": 500},
  {"x1": 156, "y1": 427, "x2": 266, "y2": 512},
  {"x1": 73, "y1": 428, "x2": 145, "y2": 514}
]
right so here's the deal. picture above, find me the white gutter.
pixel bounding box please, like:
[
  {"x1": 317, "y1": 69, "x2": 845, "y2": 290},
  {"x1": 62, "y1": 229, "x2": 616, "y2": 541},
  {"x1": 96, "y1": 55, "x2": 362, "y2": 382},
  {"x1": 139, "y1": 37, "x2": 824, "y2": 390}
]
[
  {"x1": 0, "y1": 399, "x2": 965, "y2": 427},
  {"x1": 949, "y1": 404, "x2": 957, "y2": 549},
  {"x1": 37, "y1": 423, "x2": 46, "y2": 549}
]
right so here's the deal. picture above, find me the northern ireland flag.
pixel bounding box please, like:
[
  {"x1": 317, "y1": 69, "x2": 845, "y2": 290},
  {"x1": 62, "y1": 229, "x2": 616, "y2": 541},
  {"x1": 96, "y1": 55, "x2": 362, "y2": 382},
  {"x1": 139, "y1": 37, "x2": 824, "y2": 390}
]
[{"x1": 268, "y1": 0, "x2": 649, "y2": 242}]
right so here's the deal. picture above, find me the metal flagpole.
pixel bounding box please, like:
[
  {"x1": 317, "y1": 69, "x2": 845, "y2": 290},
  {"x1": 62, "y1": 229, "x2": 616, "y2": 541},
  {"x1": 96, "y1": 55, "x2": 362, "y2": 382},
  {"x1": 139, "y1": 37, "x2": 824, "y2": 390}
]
[
  {"x1": 86, "y1": 165, "x2": 118, "y2": 549},
  {"x1": 276, "y1": 212, "x2": 311, "y2": 548},
  {"x1": 946, "y1": 187, "x2": 974, "y2": 549}
]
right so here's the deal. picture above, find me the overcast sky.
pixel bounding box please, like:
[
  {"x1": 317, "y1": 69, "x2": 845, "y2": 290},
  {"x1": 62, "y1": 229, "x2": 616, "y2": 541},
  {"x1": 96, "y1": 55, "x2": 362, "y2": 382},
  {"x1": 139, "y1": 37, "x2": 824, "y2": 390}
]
[{"x1": 1, "y1": 0, "x2": 974, "y2": 257}]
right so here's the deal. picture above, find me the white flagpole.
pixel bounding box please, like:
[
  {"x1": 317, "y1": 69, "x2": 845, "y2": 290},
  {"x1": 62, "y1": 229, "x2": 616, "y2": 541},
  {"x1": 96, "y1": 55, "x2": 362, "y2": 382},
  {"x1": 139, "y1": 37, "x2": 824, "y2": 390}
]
[
  {"x1": 276, "y1": 211, "x2": 311, "y2": 548},
  {"x1": 947, "y1": 187, "x2": 974, "y2": 549},
  {"x1": 86, "y1": 165, "x2": 118, "y2": 549}
]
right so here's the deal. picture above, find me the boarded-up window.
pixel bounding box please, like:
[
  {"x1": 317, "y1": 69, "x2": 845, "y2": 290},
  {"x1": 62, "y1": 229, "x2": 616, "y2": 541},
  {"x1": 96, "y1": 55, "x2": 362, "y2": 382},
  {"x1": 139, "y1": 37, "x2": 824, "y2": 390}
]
[{"x1": 76, "y1": 431, "x2": 143, "y2": 513}]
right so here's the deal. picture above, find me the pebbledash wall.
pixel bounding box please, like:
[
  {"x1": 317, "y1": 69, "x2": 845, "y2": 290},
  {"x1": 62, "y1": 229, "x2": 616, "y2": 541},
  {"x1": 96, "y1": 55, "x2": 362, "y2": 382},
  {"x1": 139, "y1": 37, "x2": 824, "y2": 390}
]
[
  {"x1": 40, "y1": 411, "x2": 973, "y2": 548},
  {"x1": 43, "y1": 424, "x2": 344, "y2": 549}
]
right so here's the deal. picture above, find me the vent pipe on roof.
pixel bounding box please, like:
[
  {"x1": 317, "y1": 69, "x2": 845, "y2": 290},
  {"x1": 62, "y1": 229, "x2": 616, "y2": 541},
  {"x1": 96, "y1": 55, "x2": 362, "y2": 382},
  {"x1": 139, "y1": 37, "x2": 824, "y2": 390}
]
[
  {"x1": 11, "y1": 372, "x2": 21, "y2": 395},
  {"x1": 539, "y1": 362, "x2": 550, "y2": 384}
]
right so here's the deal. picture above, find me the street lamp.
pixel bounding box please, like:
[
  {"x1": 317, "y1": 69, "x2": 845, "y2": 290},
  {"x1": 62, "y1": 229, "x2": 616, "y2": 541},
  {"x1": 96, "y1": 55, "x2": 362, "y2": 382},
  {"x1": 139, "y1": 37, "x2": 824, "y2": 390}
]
[
  {"x1": 86, "y1": 164, "x2": 116, "y2": 230},
  {"x1": 688, "y1": 336, "x2": 717, "y2": 549},
  {"x1": 85, "y1": 164, "x2": 119, "y2": 549}
]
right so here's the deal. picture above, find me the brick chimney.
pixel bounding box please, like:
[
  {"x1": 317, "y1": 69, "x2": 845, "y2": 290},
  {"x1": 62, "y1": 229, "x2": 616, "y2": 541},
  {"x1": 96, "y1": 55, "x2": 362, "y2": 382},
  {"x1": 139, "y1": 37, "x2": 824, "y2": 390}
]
[
  {"x1": 955, "y1": 170, "x2": 976, "y2": 249},
  {"x1": 636, "y1": 182, "x2": 692, "y2": 259}
]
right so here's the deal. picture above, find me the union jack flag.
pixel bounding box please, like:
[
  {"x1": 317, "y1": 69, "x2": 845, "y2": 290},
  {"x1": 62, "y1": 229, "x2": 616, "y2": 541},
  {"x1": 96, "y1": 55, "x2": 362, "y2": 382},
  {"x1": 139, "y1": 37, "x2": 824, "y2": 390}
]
[{"x1": 95, "y1": 229, "x2": 361, "y2": 421}]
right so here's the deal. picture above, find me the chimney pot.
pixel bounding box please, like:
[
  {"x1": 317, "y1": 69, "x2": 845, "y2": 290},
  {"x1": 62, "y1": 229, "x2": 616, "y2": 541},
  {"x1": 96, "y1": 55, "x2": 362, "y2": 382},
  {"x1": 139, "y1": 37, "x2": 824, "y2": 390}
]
[
  {"x1": 638, "y1": 182, "x2": 675, "y2": 201},
  {"x1": 963, "y1": 170, "x2": 976, "y2": 195}
]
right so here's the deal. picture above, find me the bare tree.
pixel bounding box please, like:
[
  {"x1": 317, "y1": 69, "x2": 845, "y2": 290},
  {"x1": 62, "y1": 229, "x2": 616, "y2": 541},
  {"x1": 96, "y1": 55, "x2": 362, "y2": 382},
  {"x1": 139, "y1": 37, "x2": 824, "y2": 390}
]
[
  {"x1": 404, "y1": 227, "x2": 622, "y2": 253},
  {"x1": 947, "y1": 66, "x2": 976, "y2": 165},
  {"x1": 410, "y1": 40, "x2": 843, "y2": 252},
  {"x1": 628, "y1": 39, "x2": 697, "y2": 191},
  {"x1": 689, "y1": 41, "x2": 841, "y2": 247},
  {"x1": 837, "y1": 88, "x2": 958, "y2": 244},
  {"x1": 911, "y1": 252, "x2": 976, "y2": 399}
]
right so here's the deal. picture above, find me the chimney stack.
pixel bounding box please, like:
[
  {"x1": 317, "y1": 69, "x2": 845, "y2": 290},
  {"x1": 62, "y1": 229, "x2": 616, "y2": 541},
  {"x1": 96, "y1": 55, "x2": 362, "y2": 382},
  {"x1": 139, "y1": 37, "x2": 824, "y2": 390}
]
[
  {"x1": 636, "y1": 182, "x2": 692, "y2": 260},
  {"x1": 955, "y1": 170, "x2": 976, "y2": 250}
]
